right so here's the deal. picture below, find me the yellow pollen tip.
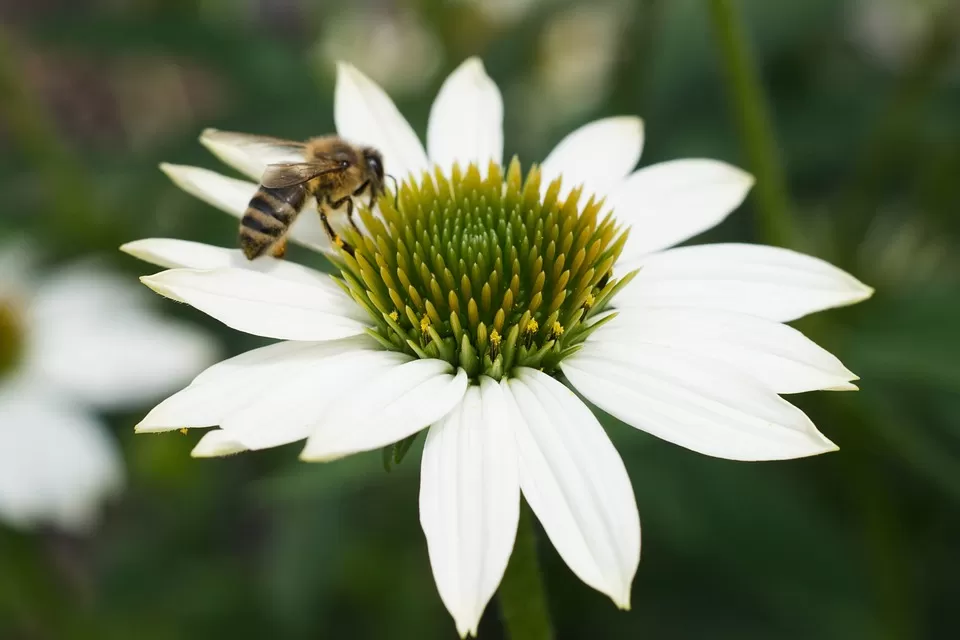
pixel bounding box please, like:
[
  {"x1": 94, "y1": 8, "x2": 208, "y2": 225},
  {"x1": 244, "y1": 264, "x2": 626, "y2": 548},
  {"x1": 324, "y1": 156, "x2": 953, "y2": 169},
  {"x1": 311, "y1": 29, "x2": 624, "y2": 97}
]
[
  {"x1": 389, "y1": 310, "x2": 399, "y2": 321},
  {"x1": 550, "y1": 321, "x2": 564, "y2": 338},
  {"x1": 583, "y1": 293, "x2": 595, "y2": 309},
  {"x1": 489, "y1": 329, "x2": 501, "y2": 347},
  {"x1": 179, "y1": 428, "x2": 189, "y2": 435},
  {"x1": 334, "y1": 236, "x2": 344, "y2": 248},
  {"x1": 420, "y1": 316, "x2": 431, "y2": 333},
  {"x1": 525, "y1": 319, "x2": 539, "y2": 335}
]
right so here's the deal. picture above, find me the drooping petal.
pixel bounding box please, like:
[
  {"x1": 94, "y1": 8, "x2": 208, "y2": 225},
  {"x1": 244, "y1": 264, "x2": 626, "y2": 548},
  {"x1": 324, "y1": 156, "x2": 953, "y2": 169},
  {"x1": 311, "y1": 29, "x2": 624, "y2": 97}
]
[
  {"x1": 121, "y1": 239, "x2": 344, "y2": 291},
  {"x1": 539, "y1": 117, "x2": 644, "y2": 200},
  {"x1": 614, "y1": 243, "x2": 874, "y2": 322},
  {"x1": 191, "y1": 429, "x2": 248, "y2": 458},
  {"x1": 561, "y1": 344, "x2": 838, "y2": 461},
  {"x1": 503, "y1": 369, "x2": 640, "y2": 609},
  {"x1": 301, "y1": 360, "x2": 468, "y2": 462},
  {"x1": 140, "y1": 267, "x2": 369, "y2": 341},
  {"x1": 0, "y1": 384, "x2": 122, "y2": 532},
  {"x1": 611, "y1": 160, "x2": 755, "y2": 260},
  {"x1": 420, "y1": 378, "x2": 519, "y2": 638},
  {"x1": 159, "y1": 164, "x2": 333, "y2": 255},
  {"x1": 199, "y1": 128, "x2": 306, "y2": 180},
  {"x1": 334, "y1": 62, "x2": 429, "y2": 181},
  {"x1": 427, "y1": 58, "x2": 503, "y2": 175},
  {"x1": 28, "y1": 267, "x2": 217, "y2": 409},
  {"x1": 587, "y1": 309, "x2": 858, "y2": 393},
  {"x1": 137, "y1": 336, "x2": 400, "y2": 452}
]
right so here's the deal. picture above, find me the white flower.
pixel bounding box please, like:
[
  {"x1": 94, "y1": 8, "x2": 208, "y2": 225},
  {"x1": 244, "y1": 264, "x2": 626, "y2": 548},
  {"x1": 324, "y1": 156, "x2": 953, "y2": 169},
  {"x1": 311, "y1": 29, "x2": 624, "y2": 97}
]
[
  {"x1": 0, "y1": 244, "x2": 216, "y2": 532},
  {"x1": 124, "y1": 58, "x2": 873, "y2": 637}
]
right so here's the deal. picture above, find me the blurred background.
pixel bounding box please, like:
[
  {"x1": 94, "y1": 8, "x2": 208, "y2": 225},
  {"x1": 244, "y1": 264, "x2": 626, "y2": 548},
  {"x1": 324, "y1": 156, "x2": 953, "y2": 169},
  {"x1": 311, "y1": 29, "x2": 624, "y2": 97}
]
[{"x1": 1, "y1": 0, "x2": 959, "y2": 638}]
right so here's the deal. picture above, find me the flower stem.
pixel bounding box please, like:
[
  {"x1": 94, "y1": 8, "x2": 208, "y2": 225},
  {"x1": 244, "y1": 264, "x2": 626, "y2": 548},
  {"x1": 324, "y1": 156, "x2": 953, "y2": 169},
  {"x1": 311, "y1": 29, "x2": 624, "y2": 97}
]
[
  {"x1": 707, "y1": 0, "x2": 796, "y2": 248},
  {"x1": 498, "y1": 502, "x2": 553, "y2": 640}
]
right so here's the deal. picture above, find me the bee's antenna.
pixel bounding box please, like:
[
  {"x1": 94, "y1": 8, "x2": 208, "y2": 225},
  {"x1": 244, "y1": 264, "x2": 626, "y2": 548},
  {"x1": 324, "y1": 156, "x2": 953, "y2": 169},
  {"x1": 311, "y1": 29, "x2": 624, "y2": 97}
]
[{"x1": 386, "y1": 174, "x2": 400, "y2": 208}]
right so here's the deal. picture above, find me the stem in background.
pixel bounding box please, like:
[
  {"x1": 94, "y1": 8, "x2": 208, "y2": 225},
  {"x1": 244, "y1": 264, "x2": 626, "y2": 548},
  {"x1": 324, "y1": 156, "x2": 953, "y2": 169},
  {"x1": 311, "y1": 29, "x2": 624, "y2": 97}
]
[
  {"x1": 498, "y1": 502, "x2": 553, "y2": 640},
  {"x1": 707, "y1": 0, "x2": 796, "y2": 248}
]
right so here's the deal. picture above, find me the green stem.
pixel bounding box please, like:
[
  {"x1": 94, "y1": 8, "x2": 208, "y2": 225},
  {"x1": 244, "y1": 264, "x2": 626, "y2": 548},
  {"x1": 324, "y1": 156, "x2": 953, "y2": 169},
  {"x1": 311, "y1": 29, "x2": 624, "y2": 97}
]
[
  {"x1": 498, "y1": 502, "x2": 553, "y2": 640},
  {"x1": 707, "y1": 0, "x2": 796, "y2": 248}
]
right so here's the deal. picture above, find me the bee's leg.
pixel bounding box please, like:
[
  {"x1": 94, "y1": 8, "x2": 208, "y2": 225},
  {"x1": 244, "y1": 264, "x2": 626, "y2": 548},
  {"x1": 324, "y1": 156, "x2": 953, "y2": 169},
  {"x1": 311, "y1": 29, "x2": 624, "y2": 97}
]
[
  {"x1": 318, "y1": 198, "x2": 355, "y2": 257},
  {"x1": 270, "y1": 237, "x2": 287, "y2": 259},
  {"x1": 330, "y1": 194, "x2": 362, "y2": 235}
]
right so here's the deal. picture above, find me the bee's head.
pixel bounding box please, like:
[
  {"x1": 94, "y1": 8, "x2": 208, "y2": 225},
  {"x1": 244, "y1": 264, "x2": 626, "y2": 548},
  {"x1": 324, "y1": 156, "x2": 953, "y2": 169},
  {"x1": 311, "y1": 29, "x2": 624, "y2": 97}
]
[{"x1": 363, "y1": 148, "x2": 385, "y2": 187}]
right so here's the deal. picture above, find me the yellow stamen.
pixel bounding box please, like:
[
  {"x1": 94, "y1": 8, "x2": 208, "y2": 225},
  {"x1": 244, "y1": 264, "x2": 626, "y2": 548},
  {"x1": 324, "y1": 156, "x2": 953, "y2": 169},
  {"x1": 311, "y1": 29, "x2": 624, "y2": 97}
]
[
  {"x1": 550, "y1": 321, "x2": 564, "y2": 339},
  {"x1": 179, "y1": 428, "x2": 189, "y2": 435},
  {"x1": 389, "y1": 310, "x2": 399, "y2": 322},
  {"x1": 525, "y1": 319, "x2": 539, "y2": 335},
  {"x1": 420, "y1": 315, "x2": 431, "y2": 333},
  {"x1": 583, "y1": 293, "x2": 595, "y2": 310}
]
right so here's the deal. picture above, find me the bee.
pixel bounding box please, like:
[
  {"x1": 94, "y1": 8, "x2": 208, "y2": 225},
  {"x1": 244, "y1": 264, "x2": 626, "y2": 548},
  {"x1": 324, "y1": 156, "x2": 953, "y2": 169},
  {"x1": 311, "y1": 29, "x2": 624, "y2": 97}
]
[{"x1": 204, "y1": 131, "x2": 386, "y2": 260}]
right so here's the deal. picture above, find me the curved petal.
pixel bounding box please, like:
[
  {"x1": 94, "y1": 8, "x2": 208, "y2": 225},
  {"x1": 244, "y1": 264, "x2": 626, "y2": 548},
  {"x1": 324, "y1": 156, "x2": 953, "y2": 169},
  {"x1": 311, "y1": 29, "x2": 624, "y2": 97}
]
[
  {"x1": 561, "y1": 345, "x2": 837, "y2": 461},
  {"x1": 503, "y1": 369, "x2": 639, "y2": 608},
  {"x1": 588, "y1": 309, "x2": 858, "y2": 394},
  {"x1": 301, "y1": 360, "x2": 468, "y2": 462},
  {"x1": 199, "y1": 128, "x2": 307, "y2": 181},
  {"x1": 427, "y1": 58, "x2": 503, "y2": 175},
  {"x1": 334, "y1": 62, "x2": 429, "y2": 181},
  {"x1": 159, "y1": 164, "x2": 333, "y2": 255},
  {"x1": 0, "y1": 385, "x2": 122, "y2": 532},
  {"x1": 420, "y1": 378, "x2": 519, "y2": 638},
  {"x1": 140, "y1": 267, "x2": 369, "y2": 341},
  {"x1": 121, "y1": 239, "x2": 343, "y2": 292},
  {"x1": 612, "y1": 160, "x2": 754, "y2": 260},
  {"x1": 136, "y1": 336, "x2": 398, "y2": 450},
  {"x1": 540, "y1": 117, "x2": 644, "y2": 200},
  {"x1": 29, "y1": 267, "x2": 217, "y2": 409},
  {"x1": 191, "y1": 429, "x2": 248, "y2": 458},
  {"x1": 614, "y1": 243, "x2": 874, "y2": 322}
]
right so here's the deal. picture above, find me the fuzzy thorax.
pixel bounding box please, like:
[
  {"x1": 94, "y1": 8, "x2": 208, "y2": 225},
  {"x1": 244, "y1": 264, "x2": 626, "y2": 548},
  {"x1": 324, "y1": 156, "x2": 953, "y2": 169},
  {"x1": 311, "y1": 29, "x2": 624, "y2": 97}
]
[{"x1": 335, "y1": 159, "x2": 635, "y2": 381}]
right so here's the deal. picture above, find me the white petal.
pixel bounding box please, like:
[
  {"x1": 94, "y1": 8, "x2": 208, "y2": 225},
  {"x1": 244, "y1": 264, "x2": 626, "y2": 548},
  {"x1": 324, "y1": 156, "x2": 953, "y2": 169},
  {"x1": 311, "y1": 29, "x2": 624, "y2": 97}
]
[
  {"x1": 612, "y1": 160, "x2": 755, "y2": 260},
  {"x1": 159, "y1": 164, "x2": 333, "y2": 255},
  {"x1": 221, "y1": 349, "x2": 410, "y2": 450},
  {"x1": 0, "y1": 384, "x2": 122, "y2": 532},
  {"x1": 140, "y1": 267, "x2": 368, "y2": 341},
  {"x1": 199, "y1": 128, "x2": 306, "y2": 180},
  {"x1": 420, "y1": 378, "x2": 519, "y2": 638},
  {"x1": 137, "y1": 336, "x2": 399, "y2": 449},
  {"x1": 540, "y1": 117, "x2": 644, "y2": 200},
  {"x1": 121, "y1": 239, "x2": 345, "y2": 292},
  {"x1": 301, "y1": 360, "x2": 468, "y2": 462},
  {"x1": 562, "y1": 344, "x2": 837, "y2": 461},
  {"x1": 334, "y1": 62, "x2": 429, "y2": 181},
  {"x1": 191, "y1": 430, "x2": 248, "y2": 457},
  {"x1": 614, "y1": 243, "x2": 875, "y2": 322},
  {"x1": 588, "y1": 309, "x2": 858, "y2": 393},
  {"x1": 504, "y1": 369, "x2": 639, "y2": 608},
  {"x1": 28, "y1": 267, "x2": 217, "y2": 409},
  {"x1": 426, "y1": 58, "x2": 503, "y2": 175}
]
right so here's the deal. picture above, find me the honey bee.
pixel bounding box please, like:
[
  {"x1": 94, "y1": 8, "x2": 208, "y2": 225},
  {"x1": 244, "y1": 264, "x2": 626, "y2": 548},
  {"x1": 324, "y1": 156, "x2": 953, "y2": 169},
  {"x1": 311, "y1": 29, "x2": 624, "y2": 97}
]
[{"x1": 204, "y1": 131, "x2": 385, "y2": 259}]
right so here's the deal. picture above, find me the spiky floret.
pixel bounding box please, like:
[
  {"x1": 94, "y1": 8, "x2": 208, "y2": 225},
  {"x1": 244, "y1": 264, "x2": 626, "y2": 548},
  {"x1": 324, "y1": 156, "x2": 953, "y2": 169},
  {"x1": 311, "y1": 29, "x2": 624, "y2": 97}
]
[{"x1": 336, "y1": 159, "x2": 636, "y2": 381}]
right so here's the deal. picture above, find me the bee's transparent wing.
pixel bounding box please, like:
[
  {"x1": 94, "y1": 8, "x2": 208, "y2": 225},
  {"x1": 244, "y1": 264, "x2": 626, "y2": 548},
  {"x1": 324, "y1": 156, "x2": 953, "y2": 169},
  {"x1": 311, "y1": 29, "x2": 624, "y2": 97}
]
[
  {"x1": 202, "y1": 129, "x2": 308, "y2": 172},
  {"x1": 260, "y1": 161, "x2": 346, "y2": 189}
]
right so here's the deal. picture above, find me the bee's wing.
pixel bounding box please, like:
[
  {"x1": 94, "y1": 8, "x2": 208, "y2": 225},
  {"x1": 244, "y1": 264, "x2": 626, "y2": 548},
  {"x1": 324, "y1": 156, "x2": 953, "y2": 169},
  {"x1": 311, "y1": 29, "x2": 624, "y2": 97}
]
[
  {"x1": 203, "y1": 129, "x2": 307, "y2": 166},
  {"x1": 260, "y1": 161, "x2": 347, "y2": 188}
]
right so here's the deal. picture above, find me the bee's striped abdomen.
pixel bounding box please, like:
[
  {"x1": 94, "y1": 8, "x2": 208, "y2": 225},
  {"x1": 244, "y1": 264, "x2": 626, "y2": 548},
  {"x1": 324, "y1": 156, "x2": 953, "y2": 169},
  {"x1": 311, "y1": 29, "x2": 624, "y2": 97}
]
[{"x1": 240, "y1": 185, "x2": 307, "y2": 259}]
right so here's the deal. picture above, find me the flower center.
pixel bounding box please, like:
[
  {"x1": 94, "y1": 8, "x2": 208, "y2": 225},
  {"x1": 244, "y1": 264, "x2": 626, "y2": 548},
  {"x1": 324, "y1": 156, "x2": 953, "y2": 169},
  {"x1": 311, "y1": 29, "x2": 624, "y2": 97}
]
[
  {"x1": 336, "y1": 159, "x2": 634, "y2": 381},
  {"x1": 0, "y1": 297, "x2": 26, "y2": 381}
]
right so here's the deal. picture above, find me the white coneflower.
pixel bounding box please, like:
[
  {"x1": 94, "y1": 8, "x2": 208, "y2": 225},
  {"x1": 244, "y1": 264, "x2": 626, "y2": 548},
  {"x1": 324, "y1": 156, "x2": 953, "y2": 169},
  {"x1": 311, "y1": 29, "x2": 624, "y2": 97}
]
[
  {"x1": 123, "y1": 58, "x2": 872, "y2": 636},
  {"x1": 0, "y1": 243, "x2": 215, "y2": 532}
]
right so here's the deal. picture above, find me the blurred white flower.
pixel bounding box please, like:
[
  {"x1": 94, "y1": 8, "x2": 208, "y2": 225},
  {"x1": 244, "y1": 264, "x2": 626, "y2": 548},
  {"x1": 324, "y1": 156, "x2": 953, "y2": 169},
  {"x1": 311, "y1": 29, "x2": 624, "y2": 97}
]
[
  {"x1": 0, "y1": 245, "x2": 216, "y2": 532},
  {"x1": 127, "y1": 59, "x2": 872, "y2": 636},
  {"x1": 848, "y1": 0, "x2": 956, "y2": 70},
  {"x1": 315, "y1": 8, "x2": 442, "y2": 96}
]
